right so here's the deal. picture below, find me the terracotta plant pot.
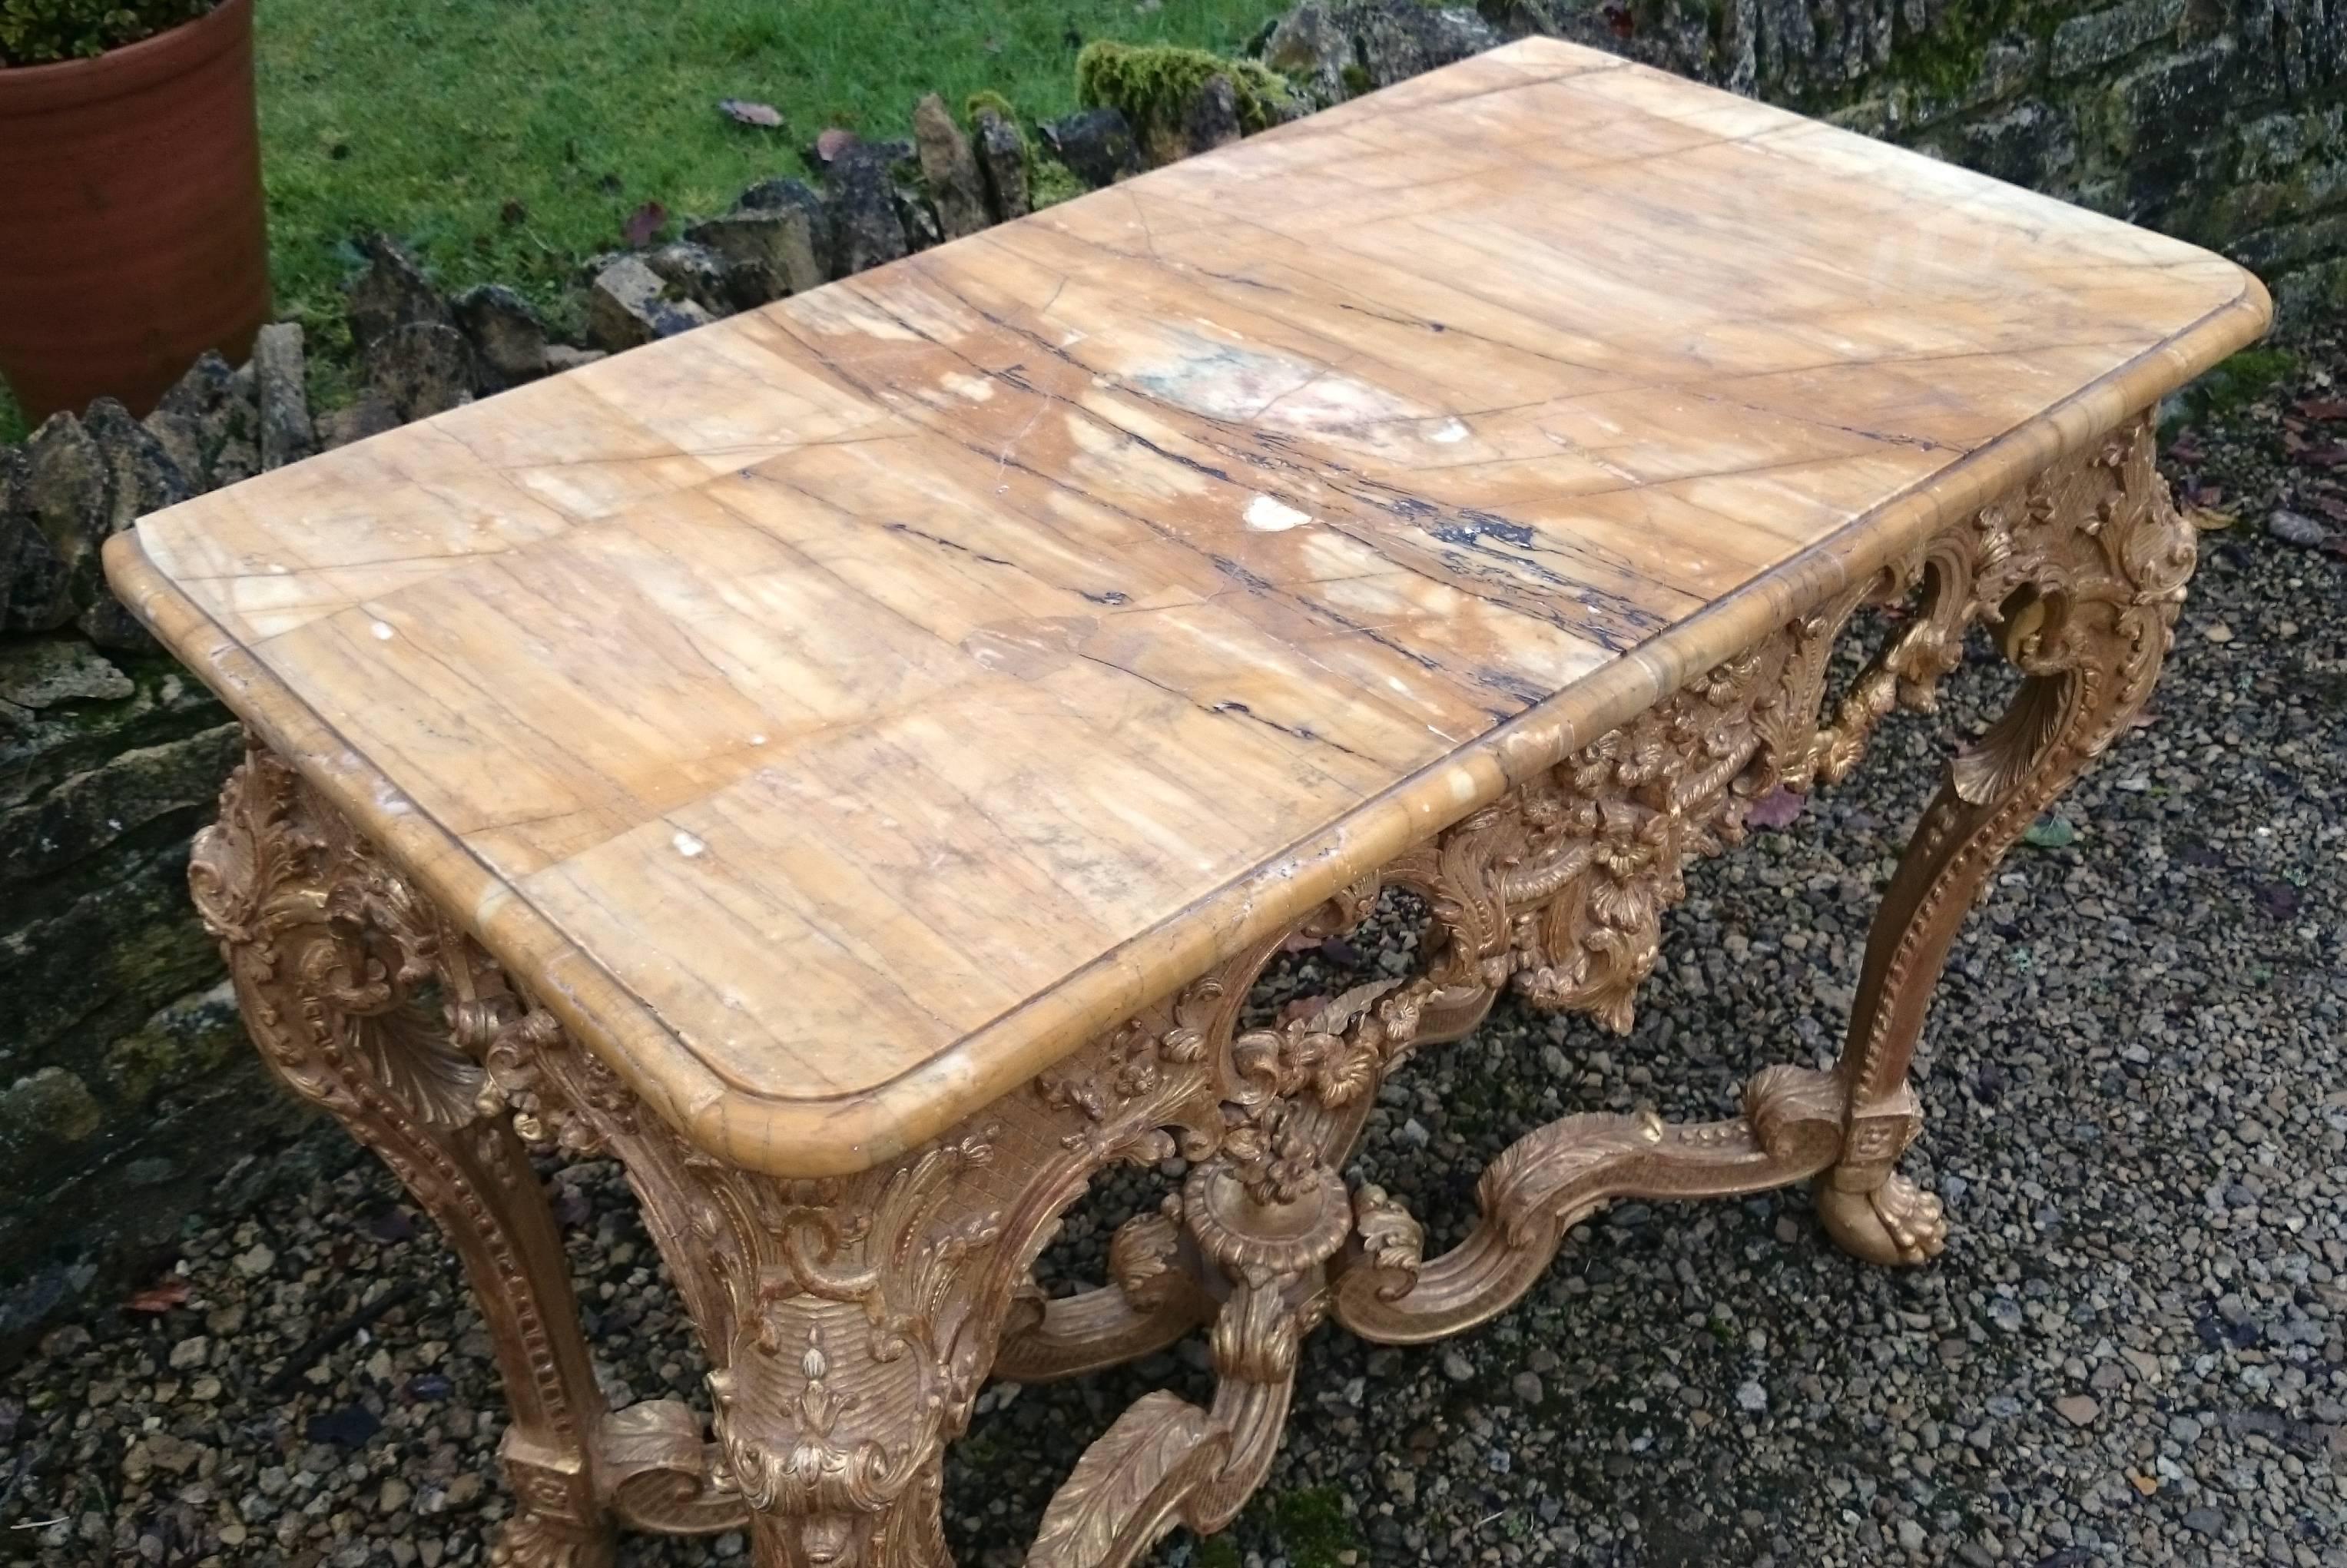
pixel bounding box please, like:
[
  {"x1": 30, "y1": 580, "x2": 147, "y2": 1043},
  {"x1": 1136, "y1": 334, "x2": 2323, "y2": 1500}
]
[{"x1": 0, "y1": 0, "x2": 270, "y2": 422}]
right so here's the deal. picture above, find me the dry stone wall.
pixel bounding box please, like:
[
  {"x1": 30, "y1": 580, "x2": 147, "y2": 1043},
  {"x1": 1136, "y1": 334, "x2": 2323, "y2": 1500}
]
[{"x1": 2, "y1": 0, "x2": 2338, "y2": 1359}]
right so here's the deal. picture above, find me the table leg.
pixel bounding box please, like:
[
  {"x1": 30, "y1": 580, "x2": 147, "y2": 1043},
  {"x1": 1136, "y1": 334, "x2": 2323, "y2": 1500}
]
[
  {"x1": 1817, "y1": 424, "x2": 2196, "y2": 1263},
  {"x1": 191, "y1": 744, "x2": 616, "y2": 1566}
]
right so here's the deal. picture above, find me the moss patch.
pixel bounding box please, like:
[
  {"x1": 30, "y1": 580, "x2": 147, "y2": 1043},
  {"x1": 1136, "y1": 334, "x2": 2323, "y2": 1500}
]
[
  {"x1": 1076, "y1": 40, "x2": 1296, "y2": 157},
  {"x1": 1193, "y1": 1537, "x2": 1242, "y2": 1568},
  {"x1": 1030, "y1": 157, "x2": 1089, "y2": 209},
  {"x1": 1271, "y1": 1486, "x2": 1361, "y2": 1568},
  {"x1": 2189, "y1": 345, "x2": 2298, "y2": 417}
]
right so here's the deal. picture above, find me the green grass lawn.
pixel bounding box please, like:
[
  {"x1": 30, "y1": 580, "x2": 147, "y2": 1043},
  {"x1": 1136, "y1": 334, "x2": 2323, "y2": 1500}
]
[
  {"x1": 257, "y1": 0, "x2": 1280, "y2": 333},
  {"x1": 0, "y1": 0, "x2": 1277, "y2": 442}
]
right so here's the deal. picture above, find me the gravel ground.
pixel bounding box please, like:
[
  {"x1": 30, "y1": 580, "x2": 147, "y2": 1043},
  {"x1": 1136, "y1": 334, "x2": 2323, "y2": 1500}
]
[{"x1": 4, "y1": 328, "x2": 2344, "y2": 1568}]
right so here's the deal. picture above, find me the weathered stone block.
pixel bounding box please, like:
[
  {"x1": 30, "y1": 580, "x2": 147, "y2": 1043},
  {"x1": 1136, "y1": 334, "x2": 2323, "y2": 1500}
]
[
  {"x1": 0, "y1": 658, "x2": 221, "y2": 813},
  {"x1": 913, "y1": 93, "x2": 990, "y2": 240},
  {"x1": 102, "y1": 980, "x2": 240, "y2": 1103},
  {"x1": 452, "y1": 284, "x2": 552, "y2": 389},
  {"x1": 644, "y1": 241, "x2": 739, "y2": 315},
  {"x1": 1040, "y1": 108, "x2": 1143, "y2": 188},
  {"x1": 2233, "y1": 211, "x2": 2347, "y2": 276},
  {"x1": 350, "y1": 235, "x2": 482, "y2": 420},
  {"x1": 0, "y1": 723, "x2": 240, "y2": 886},
  {"x1": 825, "y1": 142, "x2": 914, "y2": 274},
  {"x1": 1950, "y1": 98, "x2": 2082, "y2": 191},
  {"x1": 2272, "y1": 256, "x2": 2347, "y2": 323},
  {"x1": 0, "y1": 835, "x2": 220, "y2": 1082},
  {"x1": 2106, "y1": 41, "x2": 2240, "y2": 156},
  {"x1": 367, "y1": 323, "x2": 479, "y2": 423},
  {"x1": 587, "y1": 255, "x2": 714, "y2": 351},
  {"x1": 973, "y1": 109, "x2": 1031, "y2": 223},
  {"x1": 0, "y1": 446, "x2": 73, "y2": 635},
  {"x1": 686, "y1": 208, "x2": 824, "y2": 306},
  {"x1": 18, "y1": 414, "x2": 106, "y2": 619},
  {"x1": 0, "y1": 641, "x2": 131, "y2": 718},
  {"x1": 316, "y1": 389, "x2": 403, "y2": 451},
  {"x1": 1186, "y1": 74, "x2": 1245, "y2": 155},
  {"x1": 0, "y1": 1067, "x2": 103, "y2": 1159},
  {"x1": 2052, "y1": 0, "x2": 2185, "y2": 78},
  {"x1": 252, "y1": 323, "x2": 317, "y2": 472}
]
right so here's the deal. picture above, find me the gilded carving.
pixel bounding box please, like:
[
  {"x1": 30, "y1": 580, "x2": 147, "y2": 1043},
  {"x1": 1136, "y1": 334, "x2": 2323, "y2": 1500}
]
[{"x1": 202, "y1": 418, "x2": 2186, "y2": 1567}]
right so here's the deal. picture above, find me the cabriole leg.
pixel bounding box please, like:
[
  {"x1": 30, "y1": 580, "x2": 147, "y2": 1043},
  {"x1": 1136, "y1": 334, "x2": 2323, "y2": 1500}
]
[
  {"x1": 1819, "y1": 425, "x2": 2195, "y2": 1265},
  {"x1": 191, "y1": 743, "x2": 615, "y2": 1567}
]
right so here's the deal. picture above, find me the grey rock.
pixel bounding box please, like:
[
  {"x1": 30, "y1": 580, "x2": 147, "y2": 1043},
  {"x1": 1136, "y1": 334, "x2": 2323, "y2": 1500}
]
[
  {"x1": 973, "y1": 108, "x2": 1030, "y2": 222},
  {"x1": 726, "y1": 178, "x2": 832, "y2": 294},
  {"x1": 1041, "y1": 108, "x2": 1142, "y2": 188},
  {"x1": 1, "y1": 723, "x2": 239, "y2": 885},
  {"x1": 143, "y1": 351, "x2": 237, "y2": 486},
  {"x1": 896, "y1": 184, "x2": 943, "y2": 253},
  {"x1": 1361, "y1": 0, "x2": 1505, "y2": 79},
  {"x1": 587, "y1": 256, "x2": 714, "y2": 352},
  {"x1": 74, "y1": 598, "x2": 154, "y2": 656},
  {"x1": 644, "y1": 242, "x2": 738, "y2": 316},
  {"x1": 139, "y1": 409, "x2": 207, "y2": 492},
  {"x1": 366, "y1": 323, "x2": 477, "y2": 423},
  {"x1": 913, "y1": 94, "x2": 990, "y2": 240},
  {"x1": 83, "y1": 398, "x2": 191, "y2": 535},
  {"x1": 2266, "y1": 507, "x2": 2331, "y2": 546},
  {"x1": 208, "y1": 434, "x2": 257, "y2": 489},
  {"x1": 543, "y1": 345, "x2": 610, "y2": 374},
  {"x1": 1185, "y1": 74, "x2": 1245, "y2": 156},
  {"x1": 0, "y1": 446, "x2": 73, "y2": 634},
  {"x1": 18, "y1": 414, "x2": 108, "y2": 622},
  {"x1": 687, "y1": 205, "x2": 826, "y2": 307},
  {"x1": 1262, "y1": 3, "x2": 1353, "y2": 105},
  {"x1": 315, "y1": 390, "x2": 402, "y2": 452},
  {"x1": 349, "y1": 236, "x2": 480, "y2": 419},
  {"x1": 0, "y1": 1067, "x2": 104, "y2": 1155},
  {"x1": 0, "y1": 641, "x2": 131, "y2": 713},
  {"x1": 346, "y1": 234, "x2": 455, "y2": 357},
  {"x1": 150, "y1": 350, "x2": 237, "y2": 426},
  {"x1": 1269, "y1": 2, "x2": 1499, "y2": 98},
  {"x1": 69, "y1": 401, "x2": 185, "y2": 650},
  {"x1": 824, "y1": 144, "x2": 912, "y2": 276},
  {"x1": 2051, "y1": 0, "x2": 2186, "y2": 78},
  {"x1": 252, "y1": 323, "x2": 316, "y2": 472},
  {"x1": 451, "y1": 285, "x2": 550, "y2": 386}
]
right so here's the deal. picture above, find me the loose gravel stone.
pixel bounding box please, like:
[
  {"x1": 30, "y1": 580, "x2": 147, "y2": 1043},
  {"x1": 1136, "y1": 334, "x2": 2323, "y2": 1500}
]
[{"x1": 2, "y1": 327, "x2": 2345, "y2": 1568}]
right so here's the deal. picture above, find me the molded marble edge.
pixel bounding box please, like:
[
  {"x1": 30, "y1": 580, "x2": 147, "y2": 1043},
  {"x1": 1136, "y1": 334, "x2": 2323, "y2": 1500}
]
[{"x1": 105, "y1": 261, "x2": 2269, "y2": 1178}]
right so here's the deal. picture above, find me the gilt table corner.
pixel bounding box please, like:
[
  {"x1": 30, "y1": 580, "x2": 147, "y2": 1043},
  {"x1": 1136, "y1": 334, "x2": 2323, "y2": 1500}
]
[{"x1": 103, "y1": 35, "x2": 2269, "y2": 1568}]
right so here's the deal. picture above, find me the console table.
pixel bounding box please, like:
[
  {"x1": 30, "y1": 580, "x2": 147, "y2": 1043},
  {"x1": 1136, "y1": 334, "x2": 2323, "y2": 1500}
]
[{"x1": 105, "y1": 37, "x2": 2267, "y2": 1568}]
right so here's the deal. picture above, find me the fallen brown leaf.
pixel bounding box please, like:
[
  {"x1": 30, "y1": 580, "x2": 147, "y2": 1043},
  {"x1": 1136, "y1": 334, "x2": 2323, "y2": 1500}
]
[
  {"x1": 1745, "y1": 787, "x2": 1804, "y2": 830},
  {"x1": 125, "y1": 1277, "x2": 191, "y2": 1313},
  {"x1": 622, "y1": 200, "x2": 668, "y2": 248}
]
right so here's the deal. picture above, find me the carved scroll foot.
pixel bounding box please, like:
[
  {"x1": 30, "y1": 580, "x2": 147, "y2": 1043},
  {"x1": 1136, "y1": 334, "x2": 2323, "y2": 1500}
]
[
  {"x1": 1815, "y1": 1172, "x2": 1948, "y2": 1267},
  {"x1": 489, "y1": 1507, "x2": 615, "y2": 1568}
]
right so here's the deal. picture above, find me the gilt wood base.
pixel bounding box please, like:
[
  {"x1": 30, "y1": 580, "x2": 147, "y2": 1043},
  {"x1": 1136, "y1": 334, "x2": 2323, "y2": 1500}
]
[{"x1": 193, "y1": 419, "x2": 2189, "y2": 1568}]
